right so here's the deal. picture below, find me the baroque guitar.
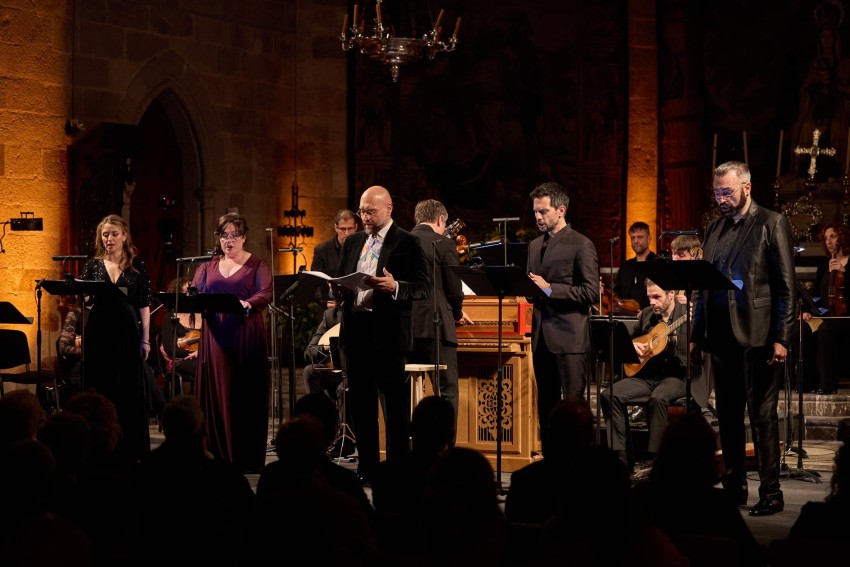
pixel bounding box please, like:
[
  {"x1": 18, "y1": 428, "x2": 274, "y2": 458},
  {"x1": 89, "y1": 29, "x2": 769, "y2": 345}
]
[{"x1": 623, "y1": 313, "x2": 687, "y2": 378}]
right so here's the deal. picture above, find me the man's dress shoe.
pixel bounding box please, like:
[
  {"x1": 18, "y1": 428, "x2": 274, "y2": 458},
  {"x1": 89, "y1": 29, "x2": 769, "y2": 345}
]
[{"x1": 748, "y1": 496, "x2": 784, "y2": 516}]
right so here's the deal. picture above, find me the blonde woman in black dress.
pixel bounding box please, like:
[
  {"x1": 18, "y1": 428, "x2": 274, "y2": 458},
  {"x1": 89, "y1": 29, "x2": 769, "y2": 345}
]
[{"x1": 81, "y1": 214, "x2": 152, "y2": 461}]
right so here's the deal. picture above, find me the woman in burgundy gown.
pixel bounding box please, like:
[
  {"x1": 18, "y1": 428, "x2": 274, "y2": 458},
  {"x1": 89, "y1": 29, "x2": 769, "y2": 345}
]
[{"x1": 192, "y1": 213, "x2": 273, "y2": 472}]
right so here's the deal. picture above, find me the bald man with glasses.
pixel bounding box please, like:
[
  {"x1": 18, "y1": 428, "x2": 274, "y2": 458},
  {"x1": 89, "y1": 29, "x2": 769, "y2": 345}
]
[{"x1": 332, "y1": 186, "x2": 431, "y2": 485}]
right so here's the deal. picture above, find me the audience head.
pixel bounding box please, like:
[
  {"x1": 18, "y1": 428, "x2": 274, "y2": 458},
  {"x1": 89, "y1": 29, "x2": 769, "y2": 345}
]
[
  {"x1": 273, "y1": 415, "x2": 327, "y2": 473},
  {"x1": 0, "y1": 389, "x2": 42, "y2": 449},
  {"x1": 649, "y1": 412, "x2": 722, "y2": 489},
  {"x1": 293, "y1": 392, "x2": 339, "y2": 446},
  {"x1": 541, "y1": 398, "x2": 595, "y2": 461},
  {"x1": 63, "y1": 392, "x2": 122, "y2": 454},
  {"x1": 38, "y1": 410, "x2": 91, "y2": 476},
  {"x1": 829, "y1": 443, "x2": 850, "y2": 501},
  {"x1": 411, "y1": 395, "x2": 456, "y2": 454},
  {"x1": 161, "y1": 395, "x2": 206, "y2": 447}
]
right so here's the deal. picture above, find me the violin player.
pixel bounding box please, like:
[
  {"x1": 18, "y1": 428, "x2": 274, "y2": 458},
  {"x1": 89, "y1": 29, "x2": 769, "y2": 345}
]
[
  {"x1": 160, "y1": 277, "x2": 201, "y2": 394},
  {"x1": 801, "y1": 223, "x2": 849, "y2": 395}
]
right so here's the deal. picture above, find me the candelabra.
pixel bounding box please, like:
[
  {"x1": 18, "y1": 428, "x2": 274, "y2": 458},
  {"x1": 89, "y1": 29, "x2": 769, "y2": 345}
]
[{"x1": 340, "y1": 2, "x2": 461, "y2": 82}]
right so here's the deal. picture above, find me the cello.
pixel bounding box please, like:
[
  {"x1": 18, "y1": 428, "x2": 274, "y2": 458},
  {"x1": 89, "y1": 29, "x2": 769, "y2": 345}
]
[{"x1": 598, "y1": 278, "x2": 641, "y2": 317}]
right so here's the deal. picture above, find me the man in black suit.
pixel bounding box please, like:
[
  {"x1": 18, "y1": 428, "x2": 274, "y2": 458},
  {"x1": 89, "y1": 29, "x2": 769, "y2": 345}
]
[
  {"x1": 311, "y1": 209, "x2": 360, "y2": 306},
  {"x1": 527, "y1": 182, "x2": 599, "y2": 433},
  {"x1": 333, "y1": 185, "x2": 431, "y2": 483},
  {"x1": 312, "y1": 209, "x2": 360, "y2": 276},
  {"x1": 409, "y1": 199, "x2": 471, "y2": 444},
  {"x1": 691, "y1": 161, "x2": 796, "y2": 517}
]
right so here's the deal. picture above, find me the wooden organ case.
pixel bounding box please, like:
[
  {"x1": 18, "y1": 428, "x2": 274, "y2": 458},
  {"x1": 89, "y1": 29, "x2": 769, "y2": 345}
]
[{"x1": 454, "y1": 296, "x2": 540, "y2": 471}]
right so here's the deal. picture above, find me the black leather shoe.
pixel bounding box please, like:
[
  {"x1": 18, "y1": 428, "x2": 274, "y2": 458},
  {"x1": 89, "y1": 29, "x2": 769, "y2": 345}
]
[{"x1": 748, "y1": 496, "x2": 784, "y2": 516}]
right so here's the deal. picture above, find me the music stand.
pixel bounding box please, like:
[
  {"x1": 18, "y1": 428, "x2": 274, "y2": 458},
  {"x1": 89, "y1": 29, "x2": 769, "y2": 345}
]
[
  {"x1": 39, "y1": 279, "x2": 128, "y2": 393},
  {"x1": 589, "y1": 317, "x2": 640, "y2": 448},
  {"x1": 449, "y1": 265, "x2": 544, "y2": 490},
  {"x1": 0, "y1": 301, "x2": 32, "y2": 324},
  {"x1": 276, "y1": 273, "x2": 329, "y2": 420},
  {"x1": 783, "y1": 281, "x2": 822, "y2": 483},
  {"x1": 643, "y1": 259, "x2": 737, "y2": 411}
]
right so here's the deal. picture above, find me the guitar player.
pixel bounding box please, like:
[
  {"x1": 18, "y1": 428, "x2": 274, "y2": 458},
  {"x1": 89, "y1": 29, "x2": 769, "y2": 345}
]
[{"x1": 600, "y1": 278, "x2": 690, "y2": 471}]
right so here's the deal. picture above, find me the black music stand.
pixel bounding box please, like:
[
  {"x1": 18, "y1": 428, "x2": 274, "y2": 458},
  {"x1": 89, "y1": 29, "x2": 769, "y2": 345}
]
[
  {"x1": 0, "y1": 301, "x2": 32, "y2": 324},
  {"x1": 276, "y1": 273, "x2": 328, "y2": 420},
  {"x1": 643, "y1": 259, "x2": 737, "y2": 411},
  {"x1": 589, "y1": 317, "x2": 640, "y2": 447},
  {"x1": 155, "y1": 291, "x2": 245, "y2": 316},
  {"x1": 449, "y1": 265, "x2": 544, "y2": 490},
  {"x1": 783, "y1": 281, "x2": 822, "y2": 483},
  {"x1": 39, "y1": 279, "x2": 128, "y2": 393}
]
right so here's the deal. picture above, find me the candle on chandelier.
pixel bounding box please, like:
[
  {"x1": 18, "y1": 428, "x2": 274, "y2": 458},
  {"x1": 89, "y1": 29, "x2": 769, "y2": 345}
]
[
  {"x1": 342, "y1": 13, "x2": 349, "y2": 36},
  {"x1": 453, "y1": 16, "x2": 462, "y2": 37},
  {"x1": 845, "y1": 127, "x2": 850, "y2": 172},
  {"x1": 376, "y1": 2, "x2": 382, "y2": 25},
  {"x1": 434, "y1": 9, "x2": 445, "y2": 31},
  {"x1": 776, "y1": 129, "x2": 783, "y2": 179},
  {"x1": 712, "y1": 133, "x2": 717, "y2": 171},
  {"x1": 353, "y1": 4, "x2": 359, "y2": 28}
]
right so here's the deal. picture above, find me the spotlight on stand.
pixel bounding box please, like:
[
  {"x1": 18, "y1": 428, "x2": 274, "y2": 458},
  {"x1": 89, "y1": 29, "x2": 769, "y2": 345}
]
[
  {"x1": 10, "y1": 212, "x2": 44, "y2": 231},
  {"x1": 1, "y1": 212, "x2": 43, "y2": 254}
]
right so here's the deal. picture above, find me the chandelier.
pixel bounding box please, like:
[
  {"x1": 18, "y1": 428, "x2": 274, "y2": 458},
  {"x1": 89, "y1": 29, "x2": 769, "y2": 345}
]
[{"x1": 340, "y1": 1, "x2": 461, "y2": 82}]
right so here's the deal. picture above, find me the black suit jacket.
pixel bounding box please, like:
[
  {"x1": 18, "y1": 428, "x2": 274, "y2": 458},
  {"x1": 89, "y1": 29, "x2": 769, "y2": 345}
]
[
  {"x1": 336, "y1": 222, "x2": 431, "y2": 353},
  {"x1": 527, "y1": 226, "x2": 599, "y2": 353},
  {"x1": 410, "y1": 224, "x2": 464, "y2": 344},
  {"x1": 692, "y1": 200, "x2": 796, "y2": 350}
]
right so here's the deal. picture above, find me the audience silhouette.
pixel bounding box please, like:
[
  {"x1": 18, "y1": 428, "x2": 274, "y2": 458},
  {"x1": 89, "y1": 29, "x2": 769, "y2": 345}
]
[
  {"x1": 505, "y1": 398, "x2": 595, "y2": 525},
  {"x1": 631, "y1": 411, "x2": 767, "y2": 566},
  {"x1": 133, "y1": 394, "x2": 256, "y2": 565}
]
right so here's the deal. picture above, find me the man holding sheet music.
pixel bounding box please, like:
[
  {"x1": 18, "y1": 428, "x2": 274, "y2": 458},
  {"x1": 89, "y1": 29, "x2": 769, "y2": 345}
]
[
  {"x1": 527, "y1": 182, "x2": 599, "y2": 434},
  {"x1": 330, "y1": 185, "x2": 431, "y2": 485}
]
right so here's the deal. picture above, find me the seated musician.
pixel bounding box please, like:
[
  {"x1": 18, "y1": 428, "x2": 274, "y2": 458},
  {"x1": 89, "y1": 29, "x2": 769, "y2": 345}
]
[
  {"x1": 670, "y1": 234, "x2": 702, "y2": 305},
  {"x1": 302, "y1": 299, "x2": 345, "y2": 401},
  {"x1": 600, "y1": 278, "x2": 689, "y2": 470},
  {"x1": 57, "y1": 297, "x2": 87, "y2": 399},
  {"x1": 801, "y1": 223, "x2": 849, "y2": 394},
  {"x1": 160, "y1": 277, "x2": 201, "y2": 393}
]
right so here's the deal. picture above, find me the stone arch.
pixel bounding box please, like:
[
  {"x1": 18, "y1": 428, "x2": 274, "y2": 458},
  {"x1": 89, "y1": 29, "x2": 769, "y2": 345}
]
[{"x1": 114, "y1": 50, "x2": 226, "y2": 254}]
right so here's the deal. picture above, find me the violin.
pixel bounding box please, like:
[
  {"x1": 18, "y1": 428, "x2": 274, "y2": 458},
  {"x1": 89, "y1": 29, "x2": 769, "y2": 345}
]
[
  {"x1": 827, "y1": 252, "x2": 847, "y2": 317},
  {"x1": 177, "y1": 329, "x2": 201, "y2": 352},
  {"x1": 445, "y1": 218, "x2": 470, "y2": 262},
  {"x1": 597, "y1": 280, "x2": 641, "y2": 317}
]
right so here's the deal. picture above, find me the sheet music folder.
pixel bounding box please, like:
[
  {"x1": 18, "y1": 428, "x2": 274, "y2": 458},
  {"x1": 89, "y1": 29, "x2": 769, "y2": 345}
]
[
  {"x1": 0, "y1": 301, "x2": 32, "y2": 324},
  {"x1": 642, "y1": 259, "x2": 737, "y2": 292},
  {"x1": 589, "y1": 318, "x2": 640, "y2": 364},
  {"x1": 449, "y1": 265, "x2": 544, "y2": 298},
  {"x1": 155, "y1": 292, "x2": 244, "y2": 314},
  {"x1": 38, "y1": 279, "x2": 128, "y2": 301}
]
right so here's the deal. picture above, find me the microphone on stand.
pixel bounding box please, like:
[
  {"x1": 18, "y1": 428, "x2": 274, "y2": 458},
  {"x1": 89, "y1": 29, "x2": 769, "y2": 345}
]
[
  {"x1": 176, "y1": 255, "x2": 214, "y2": 263},
  {"x1": 609, "y1": 236, "x2": 620, "y2": 244},
  {"x1": 52, "y1": 255, "x2": 88, "y2": 261}
]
